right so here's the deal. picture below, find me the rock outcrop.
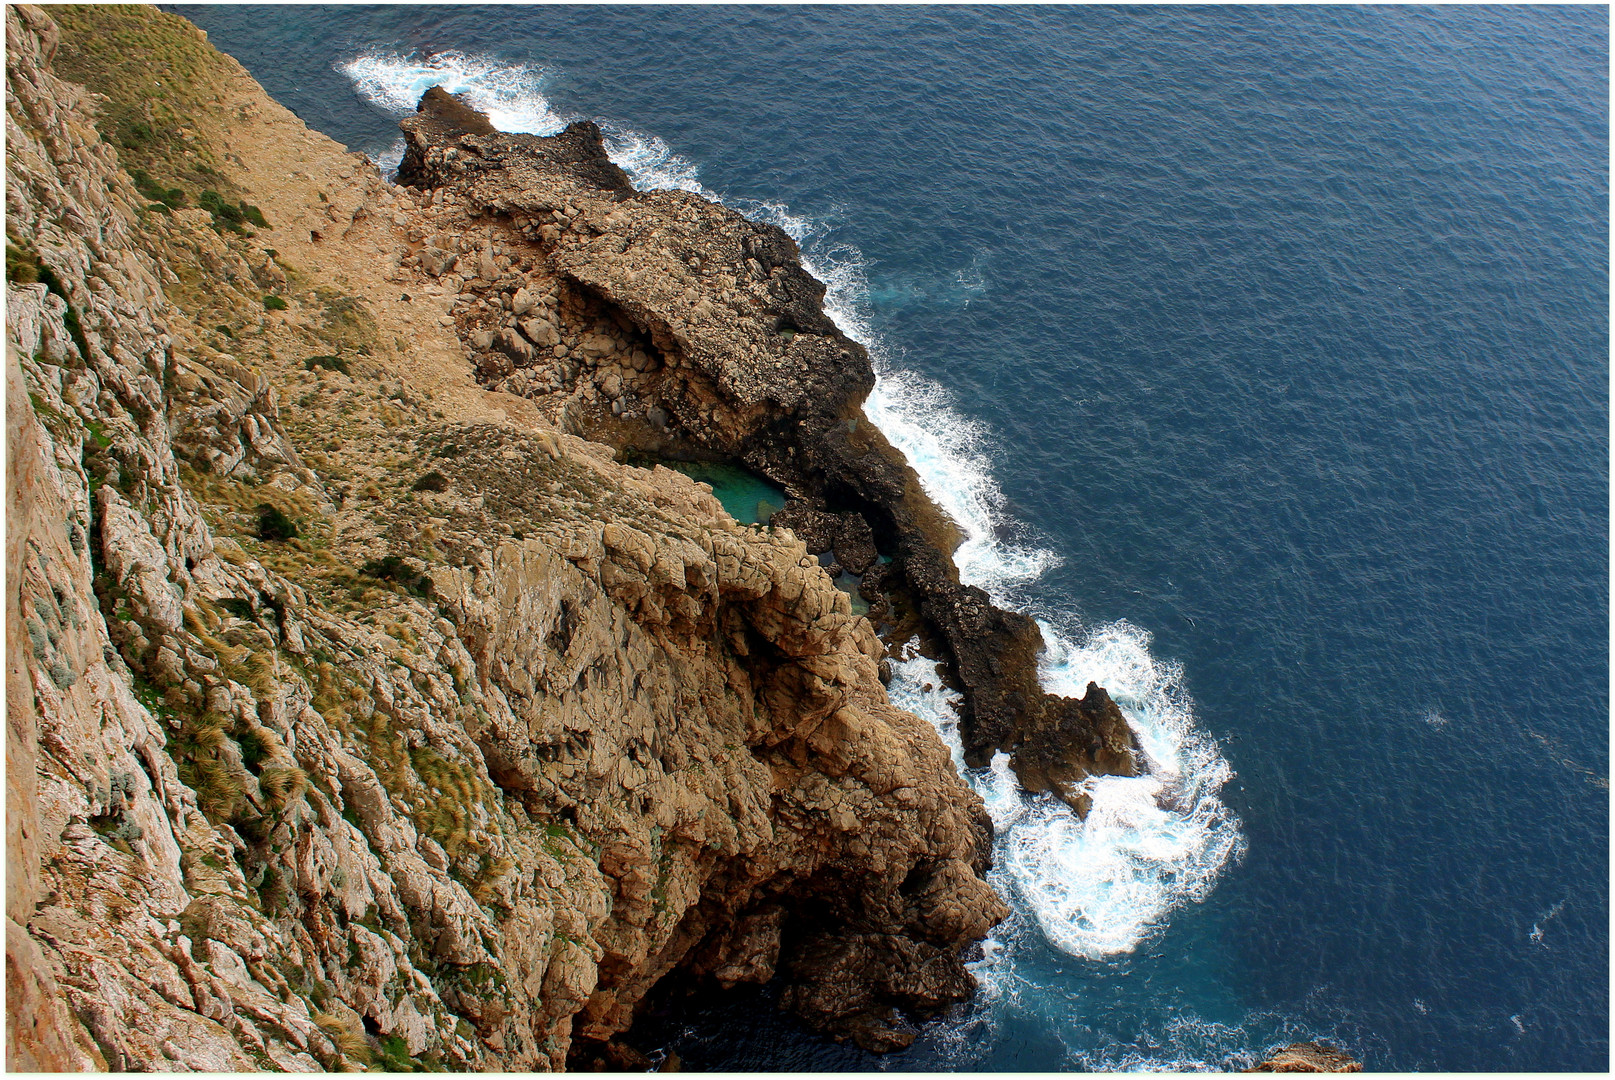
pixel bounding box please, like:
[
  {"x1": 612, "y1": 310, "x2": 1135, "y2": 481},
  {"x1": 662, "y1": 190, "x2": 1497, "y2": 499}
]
[
  {"x1": 5, "y1": 5, "x2": 1007, "y2": 1068},
  {"x1": 1246, "y1": 1041, "x2": 1365, "y2": 1073},
  {"x1": 393, "y1": 84, "x2": 1141, "y2": 806}
]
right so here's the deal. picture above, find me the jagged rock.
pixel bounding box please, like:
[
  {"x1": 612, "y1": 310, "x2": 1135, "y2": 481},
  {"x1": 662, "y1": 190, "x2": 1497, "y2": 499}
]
[
  {"x1": 771, "y1": 504, "x2": 879, "y2": 575},
  {"x1": 419, "y1": 247, "x2": 456, "y2": 277},
  {"x1": 1011, "y1": 682, "x2": 1139, "y2": 813},
  {"x1": 1246, "y1": 1041, "x2": 1365, "y2": 1072},
  {"x1": 394, "y1": 84, "x2": 1139, "y2": 790},
  {"x1": 4, "y1": 6, "x2": 1007, "y2": 1071}
]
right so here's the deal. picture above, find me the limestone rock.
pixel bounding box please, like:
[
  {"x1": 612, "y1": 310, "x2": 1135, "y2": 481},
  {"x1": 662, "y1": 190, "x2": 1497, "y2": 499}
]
[
  {"x1": 1246, "y1": 1042, "x2": 1365, "y2": 1073},
  {"x1": 393, "y1": 83, "x2": 1139, "y2": 789},
  {"x1": 4, "y1": 6, "x2": 1006, "y2": 1071}
]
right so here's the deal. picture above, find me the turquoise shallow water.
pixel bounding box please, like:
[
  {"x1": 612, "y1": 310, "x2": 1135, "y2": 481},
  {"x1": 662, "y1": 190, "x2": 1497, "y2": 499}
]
[
  {"x1": 170, "y1": 6, "x2": 1608, "y2": 1071},
  {"x1": 655, "y1": 460, "x2": 785, "y2": 527}
]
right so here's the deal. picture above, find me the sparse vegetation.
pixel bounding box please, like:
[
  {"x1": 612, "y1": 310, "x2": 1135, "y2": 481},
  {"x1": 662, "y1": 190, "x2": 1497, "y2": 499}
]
[
  {"x1": 171, "y1": 710, "x2": 247, "y2": 821},
  {"x1": 129, "y1": 168, "x2": 185, "y2": 209},
  {"x1": 411, "y1": 470, "x2": 449, "y2": 493},
  {"x1": 256, "y1": 502, "x2": 299, "y2": 541},
  {"x1": 304, "y1": 354, "x2": 349, "y2": 375},
  {"x1": 7, "y1": 237, "x2": 91, "y2": 360},
  {"x1": 7, "y1": 241, "x2": 41, "y2": 284},
  {"x1": 315, "y1": 288, "x2": 378, "y2": 355},
  {"x1": 51, "y1": 5, "x2": 245, "y2": 194}
]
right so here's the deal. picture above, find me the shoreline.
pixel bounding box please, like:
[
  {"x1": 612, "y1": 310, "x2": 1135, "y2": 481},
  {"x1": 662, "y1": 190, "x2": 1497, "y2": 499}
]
[
  {"x1": 6, "y1": 4, "x2": 1010, "y2": 1066},
  {"x1": 7, "y1": 5, "x2": 1327, "y2": 1071},
  {"x1": 393, "y1": 88, "x2": 1146, "y2": 816}
]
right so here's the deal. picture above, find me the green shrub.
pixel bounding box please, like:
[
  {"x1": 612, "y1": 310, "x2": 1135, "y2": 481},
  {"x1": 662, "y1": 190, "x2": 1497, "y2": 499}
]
[
  {"x1": 361, "y1": 555, "x2": 433, "y2": 599},
  {"x1": 129, "y1": 169, "x2": 185, "y2": 208},
  {"x1": 262, "y1": 295, "x2": 287, "y2": 311},
  {"x1": 198, "y1": 187, "x2": 243, "y2": 229},
  {"x1": 197, "y1": 188, "x2": 269, "y2": 234},
  {"x1": 304, "y1": 354, "x2": 349, "y2": 375},
  {"x1": 411, "y1": 471, "x2": 449, "y2": 493},
  {"x1": 256, "y1": 503, "x2": 298, "y2": 541},
  {"x1": 376, "y1": 1034, "x2": 418, "y2": 1072}
]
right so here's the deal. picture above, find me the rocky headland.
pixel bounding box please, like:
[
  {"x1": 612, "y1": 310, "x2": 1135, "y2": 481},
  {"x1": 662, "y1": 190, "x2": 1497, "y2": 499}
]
[
  {"x1": 6, "y1": 4, "x2": 1153, "y2": 1072},
  {"x1": 392, "y1": 86, "x2": 1142, "y2": 809}
]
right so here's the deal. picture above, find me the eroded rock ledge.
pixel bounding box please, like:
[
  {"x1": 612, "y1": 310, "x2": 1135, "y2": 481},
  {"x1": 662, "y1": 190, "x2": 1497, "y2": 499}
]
[{"x1": 395, "y1": 86, "x2": 1141, "y2": 810}]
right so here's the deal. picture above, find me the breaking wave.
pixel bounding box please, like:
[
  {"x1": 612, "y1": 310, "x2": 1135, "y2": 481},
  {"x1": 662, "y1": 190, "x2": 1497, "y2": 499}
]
[{"x1": 339, "y1": 50, "x2": 705, "y2": 193}]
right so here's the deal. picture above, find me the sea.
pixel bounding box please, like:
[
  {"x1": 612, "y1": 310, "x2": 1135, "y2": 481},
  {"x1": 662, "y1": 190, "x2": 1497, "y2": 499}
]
[{"x1": 165, "y1": 6, "x2": 1609, "y2": 1072}]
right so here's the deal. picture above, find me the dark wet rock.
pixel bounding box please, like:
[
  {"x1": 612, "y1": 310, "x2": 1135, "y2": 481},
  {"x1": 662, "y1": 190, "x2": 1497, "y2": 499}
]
[
  {"x1": 778, "y1": 931, "x2": 976, "y2": 1053},
  {"x1": 1010, "y1": 681, "x2": 1140, "y2": 812},
  {"x1": 410, "y1": 85, "x2": 497, "y2": 138},
  {"x1": 772, "y1": 503, "x2": 844, "y2": 555},
  {"x1": 776, "y1": 504, "x2": 882, "y2": 576}
]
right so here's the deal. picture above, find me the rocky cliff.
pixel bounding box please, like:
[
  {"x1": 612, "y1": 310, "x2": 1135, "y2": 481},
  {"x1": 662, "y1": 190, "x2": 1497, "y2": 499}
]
[
  {"x1": 392, "y1": 87, "x2": 1143, "y2": 811},
  {"x1": 5, "y1": 5, "x2": 1008, "y2": 1068}
]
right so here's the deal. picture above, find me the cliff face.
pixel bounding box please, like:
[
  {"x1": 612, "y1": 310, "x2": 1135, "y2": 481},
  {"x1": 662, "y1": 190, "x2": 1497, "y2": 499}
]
[
  {"x1": 392, "y1": 87, "x2": 1142, "y2": 810},
  {"x1": 4, "y1": 5, "x2": 1005, "y2": 1069}
]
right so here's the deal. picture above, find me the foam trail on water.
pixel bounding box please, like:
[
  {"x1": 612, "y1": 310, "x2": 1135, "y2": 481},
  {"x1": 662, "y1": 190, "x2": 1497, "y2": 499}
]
[
  {"x1": 742, "y1": 201, "x2": 1060, "y2": 597},
  {"x1": 340, "y1": 45, "x2": 1244, "y2": 970}
]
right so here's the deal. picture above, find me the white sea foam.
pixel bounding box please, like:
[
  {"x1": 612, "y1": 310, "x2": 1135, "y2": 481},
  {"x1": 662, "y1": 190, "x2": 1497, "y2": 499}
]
[
  {"x1": 598, "y1": 126, "x2": 706, "y2": 194},
  {"x1": 1529, "y1": 897, "x2": 1567, "y2": 945},
  {"x1": 340, "y1": 50, "x2": 566, "y2": 135},
  {"x1": 340, "y1": 44, "x2": 1244, "y2": 971},
  {"x1": 339, "y1": 52, "x2": 707, "y2": 195},
  {"x1": 375, "y1": 137, "x2": 407, "y2": 182},
  {"x1": 768, "y1": 214, "x2": 1060, "y2": 597},
  {"x1": 891, "y1": 631, "x2": 1243, "y2": 964}
]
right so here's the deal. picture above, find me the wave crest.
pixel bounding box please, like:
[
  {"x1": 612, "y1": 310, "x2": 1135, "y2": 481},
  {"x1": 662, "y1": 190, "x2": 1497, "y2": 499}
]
[
  {"x1": 890, "y1": 625, "x2": 1244, "y2": 964},
  {"x1": 339, "y1": 51, "x2": 705, "y2": 193},
  {"x1": 340, "y1": 50, "x2": 564, "y2": 134}
]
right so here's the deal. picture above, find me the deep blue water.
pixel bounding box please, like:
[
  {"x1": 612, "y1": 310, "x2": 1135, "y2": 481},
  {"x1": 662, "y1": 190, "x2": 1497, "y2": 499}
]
[{"x1": 168, "y1": 6, "x2": 1608, "y2": 1072}]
